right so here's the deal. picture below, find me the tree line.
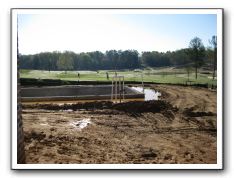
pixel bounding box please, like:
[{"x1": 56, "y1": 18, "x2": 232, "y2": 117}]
[
  {"x1": 19, "y1": 36, "x2": 217, "y2": 79},
  {"x1": 19, "y1": 50, "x2": 140, "y2": 71}
]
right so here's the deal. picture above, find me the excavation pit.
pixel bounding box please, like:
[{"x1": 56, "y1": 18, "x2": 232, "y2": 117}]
[{"x1": 21, "y1": 85, "x2": 145, "y2": 103}]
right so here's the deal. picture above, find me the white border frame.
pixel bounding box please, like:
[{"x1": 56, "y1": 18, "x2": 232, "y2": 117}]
[{"x1": 11, "y1": 8, "x2": 223, "y2": 170}]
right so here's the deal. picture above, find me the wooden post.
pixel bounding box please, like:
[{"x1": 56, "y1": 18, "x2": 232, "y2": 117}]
[
  {"x1": 111, "y1": 76, "x2": 125, "y2": 103},
  {"x1": 123, "y1": 76, "x2": 125, "y2": 100},
  {"x1": 111, "y1": 80, "x2": 113, "y2": 101},
  {"x1": 115, "y1": 78, "x2": 117, "y2": 102},
  {"x1": 141, "y1": 72, "x2": 144, "y2": 92},
  {"x1": 119, "y1": 77, "x2": 121, "y2": 103}
]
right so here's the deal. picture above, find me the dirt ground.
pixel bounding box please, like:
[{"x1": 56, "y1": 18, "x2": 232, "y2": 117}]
[{"x1": 21, "y1": 84, "x2": 217, "y2": 164}]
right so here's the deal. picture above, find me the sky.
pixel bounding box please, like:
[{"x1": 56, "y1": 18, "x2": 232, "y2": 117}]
[{"x1": 18, "y1": 13, "x2": 217, "y2": 55}]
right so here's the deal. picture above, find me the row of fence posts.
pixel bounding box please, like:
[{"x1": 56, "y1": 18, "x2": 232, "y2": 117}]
[
  {"x1": 111, "y1": 75, "x2": 125, "y2": 103},
  {"x1": 111, "y1": 72, "x2": 144, "y2": 103}
]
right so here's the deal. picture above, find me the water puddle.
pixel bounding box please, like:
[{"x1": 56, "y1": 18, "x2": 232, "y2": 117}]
[
  {"x1": 131, "y1": 87, "x2": 161, "y2": 101},
  {"x1": 40, "y1": 123, "x2": 48, "y2": 126},
  {"x1": 59, "y1": 109, "x2": 73, "y2": 112},
  {"x1": 69, "y1": 118, "x2": 91, "y2": 130}
]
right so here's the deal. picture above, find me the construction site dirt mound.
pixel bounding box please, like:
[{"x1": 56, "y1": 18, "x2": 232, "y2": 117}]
[
  {"x1": 112, "y1": 100, "x2": 177, "y2": 113},
  {"x1": 23, "y1": 100, "x2": 177, "y2": 114}
]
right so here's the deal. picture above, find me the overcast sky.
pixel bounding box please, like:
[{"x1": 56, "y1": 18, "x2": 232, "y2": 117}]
[{"x1": 18, "y1": 12, "x2": 217, "y2": 55}]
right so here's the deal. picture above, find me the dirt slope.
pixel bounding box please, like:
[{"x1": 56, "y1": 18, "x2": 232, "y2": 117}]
[{"x1": 22, "y1": 84, "x2": 217, "y2": 164}]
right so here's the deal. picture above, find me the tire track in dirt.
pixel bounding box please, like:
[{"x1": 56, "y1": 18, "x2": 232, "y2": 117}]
[{"x1": 155, "y1": 85, "x2": 216, "y2": 113}]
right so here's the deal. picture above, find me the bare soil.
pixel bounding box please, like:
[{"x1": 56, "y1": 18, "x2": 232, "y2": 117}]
[{"x1": 22, "y1": 84, "x2": 217, "y2": 164}]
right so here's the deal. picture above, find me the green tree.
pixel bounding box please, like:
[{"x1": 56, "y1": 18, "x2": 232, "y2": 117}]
[
  {"x1": 206, "y1": 47, "x2": 214, "y2": 69},
  {"x1": 106, "y1": 50, "x2": 119, "y2": 70},
  {"x1": 209, "y1": 35, "x2": 217, "y2": 80},
  {"x1": 88, "y1": 51, "x2": 104, "y2": 69},
  {"x1": 170, "y1": 49, "x2": 190, "y2": 66},
  {"x1": 119, "y1": 50, "x2": 139, "y2": 69},
  {"x1": 79, "y1": 53, "x2": 93, "y2": 70},
  {"x1": 188, "y1": 37, "x2": 206, "y2": 79},
  {"x1": 56, "y1": 52, "x2": 74, "y2": 73}
]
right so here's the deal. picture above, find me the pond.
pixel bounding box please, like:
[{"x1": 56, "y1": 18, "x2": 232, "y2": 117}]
[{"x1": 131, "y1": 87, "x2": 161, "y2": 101}]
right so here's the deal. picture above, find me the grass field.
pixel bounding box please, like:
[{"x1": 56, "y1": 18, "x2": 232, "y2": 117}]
[{"x1": 20, "y1": 67, "x2": 217, "y2": 86}]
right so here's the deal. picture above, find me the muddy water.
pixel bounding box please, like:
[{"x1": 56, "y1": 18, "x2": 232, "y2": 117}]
[
  {"x1": 131, "y1": 87, "x2": 161, "y2": 101},
  {"x1": 69, "y1": 118, "x2": 91, "y2": 130}
]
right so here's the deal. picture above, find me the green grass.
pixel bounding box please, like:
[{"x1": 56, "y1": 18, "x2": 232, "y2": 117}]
[
  {"x1": 20, "y1": 69, "x2": 32, "y2": 75},
  {"x1": 20, "y1": 67, "x2": 217, "y2": 86}
]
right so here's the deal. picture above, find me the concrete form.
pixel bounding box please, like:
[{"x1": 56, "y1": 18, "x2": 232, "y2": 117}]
[{"x1": 21, "y1": 85, "x2": 144, "y2": 103}]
